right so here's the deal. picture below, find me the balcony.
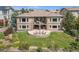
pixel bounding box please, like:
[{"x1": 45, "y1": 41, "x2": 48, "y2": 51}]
[{"x1": 34, "y1": 17, "x2": 47, "y2": 25}]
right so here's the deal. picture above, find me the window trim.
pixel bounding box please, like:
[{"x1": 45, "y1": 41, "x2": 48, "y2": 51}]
[
  {"x1": 27, "y1": 18, "x2": 28, "y2": 22},
  {"x1": 27, "y1": 25, "x2": 29, "y2": 28}
]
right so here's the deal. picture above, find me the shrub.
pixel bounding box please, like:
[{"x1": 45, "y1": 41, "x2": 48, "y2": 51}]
[
  {"x1": 63, "y1": 42, "x2": 79, "y2": 52},
  {"x1": 0, "y1": 44, "x2": 6, "y2": 51},
  {"x1": 19, "y1": 42, "x2": 30, "y2": 50},
  {"x1": 0, "y1": 33, "x2": 4, "y2": 39},
  {"x1": 4, "y1": 27, "x2": 13, "y2": 36},
  {"x1": 69, "y1": 42, "x2": 79, "y2": 51},
  {"x1": 47, "y1": 44, "x2": 53, "y2": 49},
  {"x1": 36, "y1": 47, "x2": 42, "y2": 52},
  {"x1": 53, "y1": 43, "x2": 59, "y2": 52}
]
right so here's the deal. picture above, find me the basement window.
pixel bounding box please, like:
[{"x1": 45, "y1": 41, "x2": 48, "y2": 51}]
[
  {"x1": 22, "y1": 25, "x2": 26, "y2": 28},
  {"x1": 52, "y1": 25, "x2": 57, "y2": 28}
]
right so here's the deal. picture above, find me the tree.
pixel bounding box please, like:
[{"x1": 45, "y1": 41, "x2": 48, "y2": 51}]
[
  {"x1": 29, "y1": 9, "x2": 34, "y2": 11},
  {"x1": 62, "y1": 12, "x2": 76, "y2": 35},
  {"x1": 76, "y1": 16, "x2": 79, "y2": 32},
  {"x1": 11, "y1": 11, "x2": 18, "y2": 27},
  {"x1": 12, "y1": 12, "x2": 18, "y2": 17},
  {"x1": 74, "y1": 16, "x2": 79, "y2": 40},
  {"x1": 45, "y1": 9, "x2": 49, "y2": 12},
  {"x1": 21, "y1": 8, "x2": 26, "y2": 13},
  {"x1": 69, "y1": 42, "x2": 79, "y2": 51}
]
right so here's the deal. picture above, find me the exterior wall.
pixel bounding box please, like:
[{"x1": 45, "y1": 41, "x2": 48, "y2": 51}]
[
  {"x1": 0, "y1": 7, "x2": 14, "y2": 26},
  {"x1": 16, "y1": 17, "x2": 34, "y2": 31},
  {"x1": 16, "y1": 17, "x2": 63, "y2": 31},
  {"x1": 71, "y1": 11, "x2": 79, "y2": 17},
  {"x1": 47, "y1": 17, "x2": 63, "y2": 31}
]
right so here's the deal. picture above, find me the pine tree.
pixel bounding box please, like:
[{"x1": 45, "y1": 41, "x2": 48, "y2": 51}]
[{"x1": 63, "y1": 12, "x2": 76, "y2": 33}]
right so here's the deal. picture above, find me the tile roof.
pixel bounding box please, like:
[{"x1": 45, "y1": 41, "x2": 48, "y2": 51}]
[
  {"x1": 64, "y1": 8, "x2": 79, "y2": 11},
  {"x1": 17, "y1": 10, "x2": 63, "y2": 17}
]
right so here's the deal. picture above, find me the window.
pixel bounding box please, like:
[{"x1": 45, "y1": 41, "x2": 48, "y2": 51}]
[
  {"x1": 22, "y1": 25, "x2": 26, "y2": 28},
  {"x1": 27, "y1": 25, "x2": 29, "y2": 28},
  {"x1": 52, "y1": 25, "x2": 57, "y2": 28},
  {"x1": 19, "y1": 25, "x2": 21, "y2": 28},
  {"x1": 58, "y1": 25, "x2": 61, "y2": 30},
  {"x1": 77, "y1": 12, "x2": 79, "y2": 15},
  {"x1": 50, "y1": 18, "x2": 51, "y2": 22},
  {"x1": 58, "y1": 18, "x2": 60, "y2": 22},
  {"x1": 27, "y1": 18, "x2": 28, "y2": 22},
  {"x1": 50, "y1": 25, "x2": 51, "y2": 28},
  {"x1": 22, "y1": 18, "x2": 26, "y2": 22},
  {"x1": 19, "y1": 18, "x2": 21, "y2": 22},
  {"x1": 53, "y1": 18, "x2": 57, "y2": 22},
  {"x1": 3, "y1": 11, "x2": 7, "y2": 15},
  {"x1": 58, "y1": 25, "x2": 60, "y2": 28}
]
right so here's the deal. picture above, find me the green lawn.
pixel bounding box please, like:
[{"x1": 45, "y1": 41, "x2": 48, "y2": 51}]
[{"x1": 12, "y1": 32, "x2": 75, "y2": 48}]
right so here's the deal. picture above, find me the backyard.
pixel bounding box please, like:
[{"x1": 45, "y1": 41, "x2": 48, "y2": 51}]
[{"x1": 12, "y1": 32, "x2": 75, "y2": 49}]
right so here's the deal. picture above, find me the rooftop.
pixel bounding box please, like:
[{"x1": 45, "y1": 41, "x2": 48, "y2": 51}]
[
  {"x1": 62, "y1": 8, "x2": 79, "y2": 11},
  {"x1": 17, "y1": 10, "x2": 63, "y2": 17}
]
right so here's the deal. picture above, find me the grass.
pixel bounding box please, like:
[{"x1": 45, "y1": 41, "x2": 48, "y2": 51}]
[
  {"x1": 12, "y1": 32, "x2": 75, "y2": 48},
  {"x1": 0, "y1": 32, "x2": 4, "y2": 39}
]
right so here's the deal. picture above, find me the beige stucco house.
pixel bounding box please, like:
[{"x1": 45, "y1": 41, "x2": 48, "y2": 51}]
[
  {"x1": 16, "y1": 8, "x2": 79, "y2": 32},
  {"x1": 16, "y1": 10, "x2": 63, "y2": 31}
]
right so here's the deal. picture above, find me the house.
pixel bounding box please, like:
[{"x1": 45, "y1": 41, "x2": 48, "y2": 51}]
[
  {"x1": 61, "y1": 8, "x2": 79, "y2": 17},
  {"x1": 0, "y1": 6, "x2": 14, "y2": 27},
  {"x1": 16, "y1": 10, "x2": 63, "y2": 31}
]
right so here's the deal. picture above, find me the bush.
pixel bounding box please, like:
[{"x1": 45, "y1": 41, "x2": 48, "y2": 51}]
[
  {"x1": 47, "y1": 44, "x2": 53, "y2": 49},
  {"x1": 4, "y1": 27, "x2": 13, "y2": 36},
  {"x1": 63, "y1": 42, "x2": 79, "y2": 52},
  {"x1": 53, "y1": 43, "x2": 59, "y2": 52},
  {"x1": 19, "y1": 42, "x2": 30, "y2": 50},
  {"x1": 0, "y1": 33, "x2": 4, "y2": 39},
  {"x1": 36, "y1": 47, "x2": 42, "y2": 52},
  {"x1": 69, "y1": 42, "x2": 79, "y2": 51},
  {"x1": 0, "y1": 44, "x2": 6, "y2": 51}
]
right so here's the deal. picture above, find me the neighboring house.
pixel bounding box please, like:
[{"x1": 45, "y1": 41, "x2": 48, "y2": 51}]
[
  {"x1": 0, "y1": 6, "x2": 14, "y2": 27},
  {"x1": 61, "y1": 8, "x2": 79, "y2": 17},
  {"x1": 16, "y1": 10, "x2": 63, "y2": 31}
]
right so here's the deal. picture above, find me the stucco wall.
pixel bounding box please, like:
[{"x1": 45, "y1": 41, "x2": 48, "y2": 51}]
[
  {"x1": 16, "y1": 17, "x2": 34, "y2": 31},
  {"x1": 16, "y1": 17, "x2": 63, "y2": 31},
  {"x1": 47, "y1": 17, "x2": 63, "y2": 31}
]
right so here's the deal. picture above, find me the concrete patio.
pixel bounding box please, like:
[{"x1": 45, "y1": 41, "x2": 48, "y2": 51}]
[{"x1": 28, "y1": 30, "x2": 51, "y2": 37}]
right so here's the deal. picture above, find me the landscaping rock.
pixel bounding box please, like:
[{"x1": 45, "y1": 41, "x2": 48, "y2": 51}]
[
  {"x1": 29, "y1": 46, "x2": 38, "y2": 52},
  {"x1": 42, "y1": 47, "x2": 51, "y2": 52},
  {"x1": 6, "y1": 47, "x2": 21, "y2": 52}
]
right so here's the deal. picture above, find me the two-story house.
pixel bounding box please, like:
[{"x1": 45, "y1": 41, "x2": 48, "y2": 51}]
[
  {"x1": 0, "y1": 6, "x2": 14, "y2": 27},
  {"x1": 16, "y1": 10, "x2": 63, "y2": 31}
]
